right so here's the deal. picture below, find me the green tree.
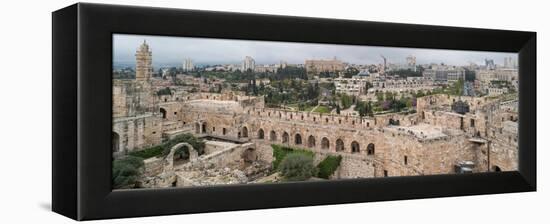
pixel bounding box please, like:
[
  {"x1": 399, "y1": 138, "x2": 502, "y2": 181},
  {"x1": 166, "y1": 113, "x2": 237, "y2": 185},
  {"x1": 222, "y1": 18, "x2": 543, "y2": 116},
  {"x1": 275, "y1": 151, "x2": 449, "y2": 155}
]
[
  {"x1": 317, "y1": 155, "x2": 342, "y2": 179},
  {"x1": 340, "y1": 93, "x2": 353, "y2": 109},
  {"x1": 343, "y1": 67, "x2": 359, "y2": 78},
  {"x1": 112, "y1": 156, "x2": 144, "y2": 189},
  {"x1": 278, "y1": 152, "x2": 317, "y2": 181}
]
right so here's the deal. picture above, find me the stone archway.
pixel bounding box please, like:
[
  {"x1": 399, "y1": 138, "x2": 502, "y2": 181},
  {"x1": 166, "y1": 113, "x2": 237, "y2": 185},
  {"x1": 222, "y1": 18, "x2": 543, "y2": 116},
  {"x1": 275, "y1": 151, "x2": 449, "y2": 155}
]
[
  {"x1": 242, "y1": 126, "x2": 248, "y2": 138},
  {"x1": 321, "y1": 137, "x2": 330, "y2": 150},
  {"x1": 367, "y1": 143, "x2": 375, "y2": 155},
  {"x1": 195, "y1": 123, "x2": 200, "y2": 134},
  {"x1": 270, "y1": 130, "x2": 277, "y2": 141},
  {"x1": 165, "y1": 142, "x2": 197, "y2": 172},
  {"x1": 351, "y1": 141, "x2": 360, "y2": 153},
  {"x1": 336, "y1": 139, "x2": 345, "y2": 152},
  {"x1": 258, "y1": 129, "x2": 264, "y2": 139},
  {"x1": 492, "y1": 165, "x2": 502, "y2": 172},
  {"x1": 112, "y1": 132, "x2": 120, "y2": 152},
  {"x1": 159, "y1": 108, "x2": 167, "y2": 119},
  {"x1": 282, "y1": 132, "x2": 289, "y2": 144},
  {"x1": 295, "y1": 133, "x2": 302, "y2": 145},
  {"x1": 308, "y1": 135, "x2": 316, "y2": 148}
]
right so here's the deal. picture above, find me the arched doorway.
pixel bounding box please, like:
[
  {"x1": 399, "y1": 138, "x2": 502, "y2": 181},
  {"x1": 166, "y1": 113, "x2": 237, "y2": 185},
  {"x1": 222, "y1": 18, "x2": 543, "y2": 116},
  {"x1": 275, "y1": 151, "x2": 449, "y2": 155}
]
[
  {"x1": 242, "y1": 126, "x2": 248, "y2": 138},
  {"x1": 321, "y1": 137, "x2": 330, "y2": 150},
  {"x1": 270, "y1": 130, "x2": 277, "y2": 141},
  {"x1": 195, "y1": 123, "x2": 200, "y2": 134},
  {"x1": 351, "y1": 141, "x2": 360, "y2": 153},
  {"x1": 492, "y1": 165, "x2": 502, "y2": 172},
  {"x1": 258, "y1": 129, "x2": 264, "y2": 139},
  {"x1": 112, "y1": 132, "x2": 120, "y2": 152},
  {"x1": 173, "y1": 144, "x2": 191, "y2": 165},
  {"x1": 202, "y1": 122, "x2": 207, "y2": 134},
  {"x1": 295, "y1": 134, "x2": 302, "y2": 145},
  {"x1": 159, "y1": 108, "x2": 167, "y2": 119},
  {"x1": 367, "y1": 143, "x2": 375, "y2": 155},
  {"x1": 308, "y1": 135, "x2": 316, "y2": 148},
  {"x1": 165, "y1": 142, "x2": 197, "y2": 169},
  {"x1": 282, "y1": 132, "x2": 289, "y2": 144},
  {"x1": 336, "y1": 139, "x2": 344, "y2": 152}
]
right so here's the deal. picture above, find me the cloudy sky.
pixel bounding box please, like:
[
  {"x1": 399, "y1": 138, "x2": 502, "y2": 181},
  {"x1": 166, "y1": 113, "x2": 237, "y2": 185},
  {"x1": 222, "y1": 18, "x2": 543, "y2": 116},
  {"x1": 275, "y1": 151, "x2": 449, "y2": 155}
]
[{"x1": 113, "y1": 34, "x2": 517, "y2": 67}]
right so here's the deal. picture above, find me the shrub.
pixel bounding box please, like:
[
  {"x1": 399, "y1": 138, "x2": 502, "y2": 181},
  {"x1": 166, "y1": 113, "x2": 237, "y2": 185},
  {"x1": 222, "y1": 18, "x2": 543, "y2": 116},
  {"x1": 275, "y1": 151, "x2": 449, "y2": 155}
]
[
  {"x1": 112, "y1": 156, "x2": 144, "y2": 189},
  {"x1": 271, "y1": 144, "x2": 314, "y2": 170},
  {"x1": 317, "y1": 155, "x2": 342, "y2": 179},
  {"x1": 162, "y1": 134, "x2": 205, "y2": 156},
  {"x1": 278, "y1": 152, "x2": 317, "y2": 181},
  {"x1": 272, "y1": 144, "x2": 294, "y2": 170},
  {"x1": 128, "y1": 145, "x2": 164, "y2": 159}
]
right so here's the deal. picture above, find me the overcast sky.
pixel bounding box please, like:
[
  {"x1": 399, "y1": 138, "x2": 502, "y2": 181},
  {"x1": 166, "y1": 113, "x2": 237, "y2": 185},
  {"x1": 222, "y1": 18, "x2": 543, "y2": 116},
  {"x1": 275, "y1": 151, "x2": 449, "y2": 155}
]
[{"x1": 113, "y1": 34, "x2": 517, "y2": 67}]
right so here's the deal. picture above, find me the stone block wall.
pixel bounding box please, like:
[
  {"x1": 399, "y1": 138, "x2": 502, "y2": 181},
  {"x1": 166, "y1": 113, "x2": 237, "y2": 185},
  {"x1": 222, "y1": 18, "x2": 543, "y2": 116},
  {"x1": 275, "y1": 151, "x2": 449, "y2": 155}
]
[{"x1": 113, "y1": 114, "x2": 162, "y2": 153}]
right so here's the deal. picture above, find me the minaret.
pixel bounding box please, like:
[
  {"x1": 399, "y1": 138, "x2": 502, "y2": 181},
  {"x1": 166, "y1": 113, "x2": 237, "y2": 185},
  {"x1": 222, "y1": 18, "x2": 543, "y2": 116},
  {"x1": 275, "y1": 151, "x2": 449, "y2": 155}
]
[{"x1": 135, "y1": 40, "x2": 152, "y2": 81}]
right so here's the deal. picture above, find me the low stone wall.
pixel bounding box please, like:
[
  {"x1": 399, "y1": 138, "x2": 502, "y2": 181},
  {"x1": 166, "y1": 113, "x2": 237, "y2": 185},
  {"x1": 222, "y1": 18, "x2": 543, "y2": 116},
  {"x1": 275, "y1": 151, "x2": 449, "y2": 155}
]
[
  {"x1": 142, "y1": 157, "x2": 164, "y2": 177},
  {"x1": 204, "y1": 141, "x2": 238, "y2": 154},
  {"x1": 332, "y1": 154, "x2": 376, "y2": 179},
  {"x1": 194, "y1": 142, "x2": 254, "y2": 168}
]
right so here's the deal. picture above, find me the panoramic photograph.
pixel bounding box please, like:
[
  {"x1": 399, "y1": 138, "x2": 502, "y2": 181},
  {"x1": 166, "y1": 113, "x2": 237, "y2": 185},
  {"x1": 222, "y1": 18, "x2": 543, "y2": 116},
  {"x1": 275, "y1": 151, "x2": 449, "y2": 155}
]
[{"x1": 112, "y1": 34, "x2": 519, "y2": 189}]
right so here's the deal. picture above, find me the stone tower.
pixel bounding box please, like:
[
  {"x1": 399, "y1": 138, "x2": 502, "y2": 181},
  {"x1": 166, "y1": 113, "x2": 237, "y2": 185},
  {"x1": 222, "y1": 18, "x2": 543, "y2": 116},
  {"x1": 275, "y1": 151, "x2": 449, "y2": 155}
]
[{"x1": 135, "y1": 40, "x2": 152, "y2": 81}]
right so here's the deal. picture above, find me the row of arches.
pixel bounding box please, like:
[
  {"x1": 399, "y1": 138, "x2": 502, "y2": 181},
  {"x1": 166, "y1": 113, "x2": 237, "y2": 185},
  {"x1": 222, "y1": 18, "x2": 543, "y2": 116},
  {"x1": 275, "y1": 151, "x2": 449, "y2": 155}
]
[
  {"x1": 256, "y1": 128, "x2": 375, "y2": 155},
  {"x1": 189, "y1": 123, "x2": 374, "y2": 156},
  {"x1": 195, "y1": 122, "x2": 252, "y2": 139}
]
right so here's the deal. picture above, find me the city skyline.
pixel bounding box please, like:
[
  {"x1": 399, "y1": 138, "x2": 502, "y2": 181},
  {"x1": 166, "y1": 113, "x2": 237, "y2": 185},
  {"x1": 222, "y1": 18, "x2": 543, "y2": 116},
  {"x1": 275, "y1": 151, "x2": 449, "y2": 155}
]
[{"x1": 113, "y1": 34, "x2": 517, "y2": 68}]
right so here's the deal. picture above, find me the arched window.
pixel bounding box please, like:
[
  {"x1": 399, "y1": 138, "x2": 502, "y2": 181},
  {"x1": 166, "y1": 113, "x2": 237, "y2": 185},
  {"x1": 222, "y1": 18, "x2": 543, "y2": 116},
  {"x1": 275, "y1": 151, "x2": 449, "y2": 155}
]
[
  {"x1": 282, "y1": 132, "x2": 289, "y2": 144},
  {"x1": 202, "y1": 122, "x2": 207, "y2": 134},
  {"x1": 351, "y1": 141, "x2": 360, "y2": 153},
  {"x1": 160, "y1": 108, "x2": 167, "y2": 119},
  {"x1": 367, "y1": 143, "x2": 375, "y2": 155},
  {"x1": 295, "y1": 134, "x2": 302, "y2": 145},
  {"x1": 258, "y1": 129, "x2": 264, "y2": 139},
  {"x1": 308, "y1": 135, "x2": 316, "y2": 148},
  {"x1": 321, "y1": 137, "x2": 330, "y2": 150},
  {"x1": 336, "y1": 139, "x2": 344, "y2": 152},
  {"x1": 112, "y1": 132, "x2": 120, "y2": 152},
  {"x1": 270, "y1": 131, "x2": 277, "y2": 141},
  {"x1": 242, "y1": 126, "x2": 248, "y2": 138}
]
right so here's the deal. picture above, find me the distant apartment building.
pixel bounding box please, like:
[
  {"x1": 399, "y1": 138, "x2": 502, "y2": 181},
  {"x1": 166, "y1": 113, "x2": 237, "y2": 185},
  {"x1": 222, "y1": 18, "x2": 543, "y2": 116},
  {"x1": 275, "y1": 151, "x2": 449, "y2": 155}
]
[
  {"x1": 485, "y1": 59, "x2": 496, "y2": 70},
  {"x1": 334, "y1": 76, "x2": 370, "y2": 96},
  {"x1": 423, "y1": 67, "x2": 465, "y2": 83},
  {"x1": 305, "y1": 57, "x2": 345, "y2": 75},
  {"x1": 182, "y1": 58, "x2": 194, "y2": 72},
  {"x1": 254, "y1": 64, "x2": 281, "y2": 73},
  {"x1": 475, "y1": 68, "x2": 518, "y2": 95},
  {"x1": 406, "y1": 55, "x2": 417, "y2": 72},
  {"x1": 242, "y1": 56, "x2": 255, "y2": 71},
  {"x1": 475, "y1": 69, "x2": 518, "y2": 82},
  {"x1": 255, "y1": 78, "x2": 271, "y2": 85},
  {"x1": 371, "y1": 77, "x2": 436, "y2": 93},
  {"x1": 503, "y1": 56, "x2": 517, "y2": 69},
  {"x1": 486, "y1": 86, "x2": 509, "y2": 96}
]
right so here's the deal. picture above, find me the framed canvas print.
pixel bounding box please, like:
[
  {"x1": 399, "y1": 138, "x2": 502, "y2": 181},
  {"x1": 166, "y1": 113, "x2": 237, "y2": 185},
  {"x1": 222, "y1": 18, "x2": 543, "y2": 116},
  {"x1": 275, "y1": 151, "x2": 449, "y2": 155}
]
[{"x1": 52, "y1": 3, "x2": 536, "y2": 221}]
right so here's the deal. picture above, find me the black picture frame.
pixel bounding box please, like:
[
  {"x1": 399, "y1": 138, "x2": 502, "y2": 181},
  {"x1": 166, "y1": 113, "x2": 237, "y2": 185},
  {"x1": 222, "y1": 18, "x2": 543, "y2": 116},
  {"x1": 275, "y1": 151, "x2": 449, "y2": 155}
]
[{"x1": 52, "y1": 3, "x2": 536, "y2": 221}]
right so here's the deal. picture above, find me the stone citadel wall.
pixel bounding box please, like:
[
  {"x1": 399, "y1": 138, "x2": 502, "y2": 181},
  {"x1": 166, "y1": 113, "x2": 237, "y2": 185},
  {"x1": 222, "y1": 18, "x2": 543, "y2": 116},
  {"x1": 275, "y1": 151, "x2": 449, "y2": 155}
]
[{"x1": 114, "y1": 82, "x2": 518, "y2": 178}]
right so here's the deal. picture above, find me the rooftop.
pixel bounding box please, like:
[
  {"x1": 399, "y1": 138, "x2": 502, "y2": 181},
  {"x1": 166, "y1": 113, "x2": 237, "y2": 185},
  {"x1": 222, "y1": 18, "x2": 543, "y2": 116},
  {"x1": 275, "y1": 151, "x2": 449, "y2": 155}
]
[
  {"x1": 386, "y1": 123, "x2": 448, "y2": 140},
  {"x1": 184, "y1": 99, "x2": 243, "y2": 113}
]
